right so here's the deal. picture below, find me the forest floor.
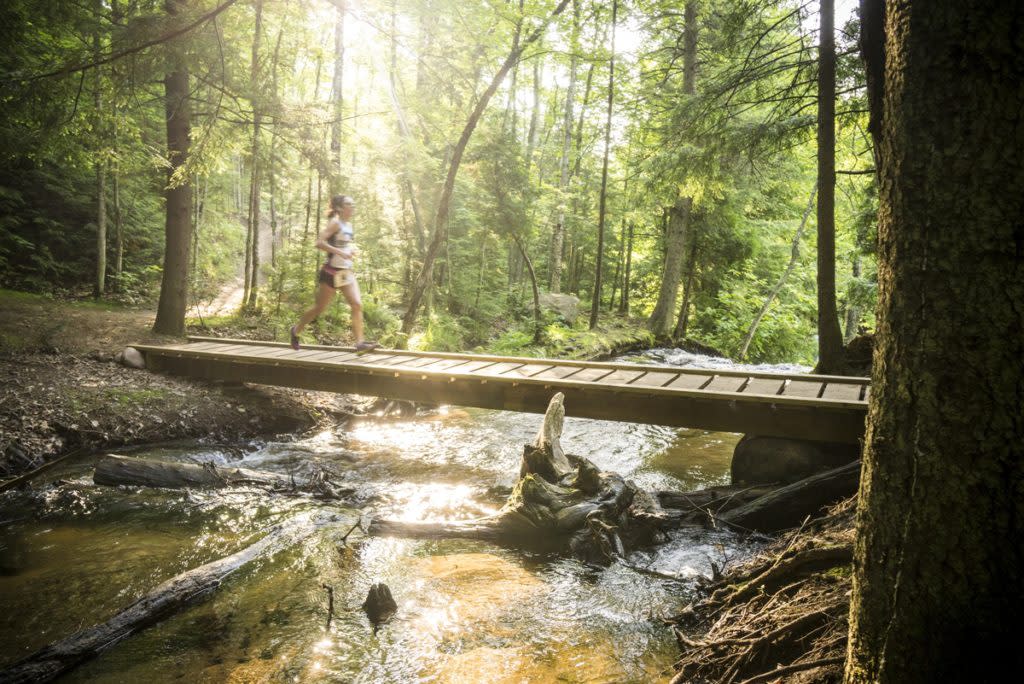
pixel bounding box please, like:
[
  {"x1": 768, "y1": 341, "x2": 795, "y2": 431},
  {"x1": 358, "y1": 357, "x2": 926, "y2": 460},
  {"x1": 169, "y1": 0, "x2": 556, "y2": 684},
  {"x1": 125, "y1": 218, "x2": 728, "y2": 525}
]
[{"x1": 0, "y1": 290, "x2": 358, "y2": 479}]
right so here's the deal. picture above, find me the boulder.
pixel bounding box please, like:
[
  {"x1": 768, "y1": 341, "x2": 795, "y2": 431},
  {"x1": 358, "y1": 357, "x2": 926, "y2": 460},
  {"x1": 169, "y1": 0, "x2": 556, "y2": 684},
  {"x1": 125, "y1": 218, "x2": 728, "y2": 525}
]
[
  {"x1": 539, "y1": 293, "x2": 579, "y2": 324},
  {"x1": 116, "y1": 347, "x2": 146, "y2": 369},
  {"x1": 731, "y1": 434, "x2": 860, "y2": 485}
]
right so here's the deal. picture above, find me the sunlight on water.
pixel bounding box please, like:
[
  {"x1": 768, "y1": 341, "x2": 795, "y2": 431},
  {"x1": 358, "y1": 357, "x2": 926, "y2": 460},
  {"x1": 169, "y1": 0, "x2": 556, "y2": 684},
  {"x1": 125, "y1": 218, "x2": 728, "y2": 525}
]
[{"x1": 0, "y1": 348, "x2": 768, "y2": 682}]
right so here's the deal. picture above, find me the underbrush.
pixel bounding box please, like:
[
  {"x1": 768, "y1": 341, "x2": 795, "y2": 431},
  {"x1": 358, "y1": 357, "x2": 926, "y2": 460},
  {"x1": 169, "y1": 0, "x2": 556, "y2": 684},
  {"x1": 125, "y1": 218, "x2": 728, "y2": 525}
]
[{"x1": 668, "y1": 498, "x2": 856, "y2": 684}]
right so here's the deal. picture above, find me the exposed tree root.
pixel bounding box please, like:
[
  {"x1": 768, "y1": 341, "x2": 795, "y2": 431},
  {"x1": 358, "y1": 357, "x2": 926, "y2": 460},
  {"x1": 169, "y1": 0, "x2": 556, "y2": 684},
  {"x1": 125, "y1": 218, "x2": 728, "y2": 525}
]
[{"x1": 669, "y1": 497, "x2": 856, "y2": 684}]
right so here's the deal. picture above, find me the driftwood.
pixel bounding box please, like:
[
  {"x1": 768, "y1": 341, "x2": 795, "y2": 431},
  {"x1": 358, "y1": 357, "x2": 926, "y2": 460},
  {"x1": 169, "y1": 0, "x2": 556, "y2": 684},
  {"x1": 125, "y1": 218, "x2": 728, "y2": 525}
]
[
  {"x1": 93, "y1": 454, "x2": 352, "y2": 500},
  {"x1": 0, "y1": 512, "x2": 349, "y2": 683},
  {"x1": 657, "y1": 484, "x2": 776, "y2": 527},
  {"x1": 718, "y1": 461, "x2": 861, "y2": 533},
  {"x1": 369, "y1": 393, "x2": 667, "y2": 564}
]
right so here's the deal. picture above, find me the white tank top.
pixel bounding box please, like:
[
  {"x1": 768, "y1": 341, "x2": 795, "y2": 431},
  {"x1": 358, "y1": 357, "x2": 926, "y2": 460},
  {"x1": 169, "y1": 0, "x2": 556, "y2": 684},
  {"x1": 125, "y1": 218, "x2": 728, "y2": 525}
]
[{"x1": 327, "y1": 219, "x2": 354, "y2": 269}]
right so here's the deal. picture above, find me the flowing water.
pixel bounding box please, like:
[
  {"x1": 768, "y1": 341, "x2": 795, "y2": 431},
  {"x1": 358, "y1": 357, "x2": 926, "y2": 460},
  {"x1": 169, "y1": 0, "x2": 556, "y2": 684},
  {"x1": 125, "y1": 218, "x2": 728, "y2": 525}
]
[{"x1": 0, "y1": 350, "x2": 804, "y2": 683}]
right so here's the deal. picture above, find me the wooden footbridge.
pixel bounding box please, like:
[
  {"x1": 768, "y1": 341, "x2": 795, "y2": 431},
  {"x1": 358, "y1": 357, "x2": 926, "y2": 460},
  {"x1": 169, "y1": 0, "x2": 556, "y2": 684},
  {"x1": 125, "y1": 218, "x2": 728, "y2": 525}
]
[{"x1": 135, "y1": 337, "x2": 869, "y2": 443}]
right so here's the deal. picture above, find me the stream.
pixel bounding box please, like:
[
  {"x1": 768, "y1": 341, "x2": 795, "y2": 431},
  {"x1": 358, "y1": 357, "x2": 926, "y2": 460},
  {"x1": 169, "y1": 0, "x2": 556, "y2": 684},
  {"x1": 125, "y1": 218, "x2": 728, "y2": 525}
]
[{"x1": 0, "y1": 350, "x2": 806, "y2": 683}]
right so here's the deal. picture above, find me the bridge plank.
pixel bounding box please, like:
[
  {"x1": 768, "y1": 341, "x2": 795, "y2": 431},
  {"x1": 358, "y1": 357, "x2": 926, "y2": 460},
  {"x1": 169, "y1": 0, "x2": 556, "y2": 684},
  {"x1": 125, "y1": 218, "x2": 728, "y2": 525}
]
[
  {"x1": 668, "y1": 373, "x2": 715, "y2": 390},
  {"x1": 201, "y1": 344, "x2": 263, "y2": 356},
  {"x1": 347, "y1": 352, "x2": 401, "y2": 365},
  {"x1": 454, "y1": 360, "x2": 501, "y2": 373},
  {"x1": 385, "y1": 355, "x2": 442, "y2": 369},
  {"x1": 595, "y1": 369, "x2": 646, "y2": 386},
  {"x1": 501, "y1": 363, "x2": 556, "y2": 378},
  {"x1": 705, "y1": 375, "x2": 747, "y2": 393},
  {"x1": 416, "y1": 358, "x2": 473, "y2": 372},
  {"x1": 304, "y1": 351, "x2": 362, "y2": 364},
  {"x1": 631, "y1": 371, "x2": 680, "y2": 388},
  {"x1": 782, "y1": 379, "x2": 824, "y2": 398},
  {"x1": 180, "y1": 341, "x2": 226, "y2": 352},
  {"x1": 743, "y1": 377, "x2": 785, "y2": 396},
  {"x1": 532, "y1": 366, "x2": 591, "y2": 381},
  {"x1": 230, "y1": 346, "x2": 294, "y2": 359},
  {"x1": 822, "y1": 383, "x2": 863, "y2": 401},
  {"x1": 471, "y1": 362, "x2": 527, "y2": 376},
  {"x1": 565, "y1": 367, "x2": 616, "y2": 383}
]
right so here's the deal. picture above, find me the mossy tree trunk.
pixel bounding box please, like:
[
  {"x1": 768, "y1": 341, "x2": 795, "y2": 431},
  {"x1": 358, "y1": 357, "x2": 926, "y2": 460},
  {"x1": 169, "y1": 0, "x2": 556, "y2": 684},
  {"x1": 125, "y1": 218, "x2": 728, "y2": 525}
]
[{"x1": 845, "y1": 1, "x2": 1024, "y2": 681}]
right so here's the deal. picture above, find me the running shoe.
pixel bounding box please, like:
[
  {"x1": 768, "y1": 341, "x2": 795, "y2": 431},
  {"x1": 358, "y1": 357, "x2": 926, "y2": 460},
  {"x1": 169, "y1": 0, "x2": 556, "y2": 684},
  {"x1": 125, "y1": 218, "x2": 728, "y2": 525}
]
[{"x1": 354, "y1": 341, "x2": 380, "y2": 354}]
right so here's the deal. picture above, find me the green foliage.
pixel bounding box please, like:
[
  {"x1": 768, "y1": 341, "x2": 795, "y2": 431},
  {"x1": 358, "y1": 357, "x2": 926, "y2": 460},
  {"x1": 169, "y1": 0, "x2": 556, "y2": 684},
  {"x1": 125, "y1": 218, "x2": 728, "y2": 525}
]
[{"x1": 0, "y1": 0, "x2": 879, "y2": 365}]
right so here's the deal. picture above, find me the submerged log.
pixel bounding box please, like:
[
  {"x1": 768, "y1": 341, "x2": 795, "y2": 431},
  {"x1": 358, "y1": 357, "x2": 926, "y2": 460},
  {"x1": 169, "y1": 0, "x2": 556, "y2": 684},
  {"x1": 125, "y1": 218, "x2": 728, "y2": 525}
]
[
  {"x1": 0, "y1": 512, "x2": 349, "y2": 683},
  {"x1": 718, "y1": 460, "x2": 860, "y2": 533},
  {"x1": 93, "y1": 455, "x2": 352, "y2": 500}
]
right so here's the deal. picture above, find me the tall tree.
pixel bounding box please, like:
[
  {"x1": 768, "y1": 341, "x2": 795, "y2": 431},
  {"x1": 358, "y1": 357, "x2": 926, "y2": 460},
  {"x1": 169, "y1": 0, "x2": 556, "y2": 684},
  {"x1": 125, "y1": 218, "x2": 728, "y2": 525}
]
[
  {"x1": 153, "y1": 0, "x2": 193, "y2": 335},
  {"x1": 815, "y1": 0, "x2": 844, "y2": 371},
  {"x1": 243, "y1": 0, "x2": 264, "y2": 310},
  {"x1": 549, "y1": 0, "x2": 579, "y2": 293},
  {"x1": 589, "y1": 0, "x2": 617, "y2": 330},
  {"x1": 92, "y1": 0, "x2": 107, "y2": 298},
  {"x1": 329, "y1": 0, "x2": 346, "y2": 192},
  {"x1": 647, "y1": 1, "x2": 697, "y2": 338},
  {"x1": 401, "y1": 0, "x2": 572, "y2": 336},
  {"x1": 845, "y1": 0, "x2": 1024, "y2": 680}
]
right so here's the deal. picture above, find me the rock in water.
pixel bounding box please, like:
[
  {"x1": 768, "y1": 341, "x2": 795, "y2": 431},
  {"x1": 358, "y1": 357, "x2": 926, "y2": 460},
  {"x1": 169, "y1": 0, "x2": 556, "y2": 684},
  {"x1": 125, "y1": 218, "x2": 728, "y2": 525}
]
[{"x1": 362, "y1": 583, "x2": 397, "y2": 628}]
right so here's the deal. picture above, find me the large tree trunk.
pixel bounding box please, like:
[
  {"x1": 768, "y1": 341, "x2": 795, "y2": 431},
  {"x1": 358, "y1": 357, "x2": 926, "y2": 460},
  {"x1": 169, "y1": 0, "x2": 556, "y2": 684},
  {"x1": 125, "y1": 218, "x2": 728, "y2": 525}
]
[
  {"x1": 401, "y1": 0, "x2": 572, "y2": 335},
  {"x1": 589, "y1": 0, "x2": 617, "y2": 330},
  {"x1": 648, "y1": 195, "x2": 692, "y2": 337},
  {"x1": 649, "y1": 2, "x2": 697, "y2": 338},
  {"x1": 844, "y1": 1, "x2": 1024, "y2": 681},
  {"x1": 672, "y1": 237, "x2": 698, "y2": 340},
  {"x1": 815, "y1": 0, "x2": 844, "y2": 372},
  {"x1": 152, "y1": 0, "x2": 193, "y2": 336}
]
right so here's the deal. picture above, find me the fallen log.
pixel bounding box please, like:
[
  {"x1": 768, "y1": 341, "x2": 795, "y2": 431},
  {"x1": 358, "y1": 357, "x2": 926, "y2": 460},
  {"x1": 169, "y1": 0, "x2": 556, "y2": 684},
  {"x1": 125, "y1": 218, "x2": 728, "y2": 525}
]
[
  {"x1": 657, "y1": 484, "x2": 776, "y2": 526},
  {"x1": 0, "y1": 511, "x2": 351, "y2": 683},
  {"x1": 718, "y1": 460, "x2": 861, "y2": 533},
  {"x1": 93, "y1": 454, "x2": 352, "y2": 500}
]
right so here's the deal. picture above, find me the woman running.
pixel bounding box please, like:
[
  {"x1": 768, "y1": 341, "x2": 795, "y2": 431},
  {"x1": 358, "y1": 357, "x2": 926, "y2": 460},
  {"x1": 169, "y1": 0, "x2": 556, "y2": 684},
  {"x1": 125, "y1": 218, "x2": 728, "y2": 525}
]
[{"x1": 290, "y1": 194, "x2": 378, "y2": 352}]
